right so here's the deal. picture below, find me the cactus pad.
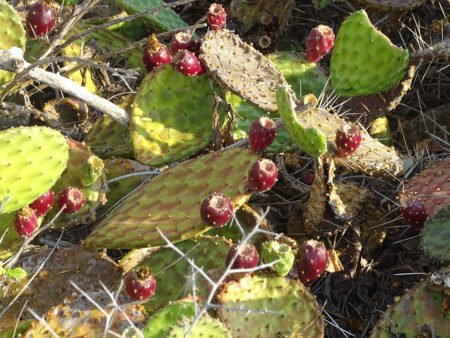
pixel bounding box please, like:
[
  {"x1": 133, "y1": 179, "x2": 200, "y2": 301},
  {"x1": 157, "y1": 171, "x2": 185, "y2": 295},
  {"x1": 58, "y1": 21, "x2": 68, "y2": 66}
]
[
  {"x1": 138, "y1": 235, "x2": 231, "y2": 314},
  {"x1": 85, "y1": 148, "x2": 259, "y2": 249},
  {"x1": 330, "y1": 10, "x2": 409, "y2": 97},
  {"x1": 370, "y1": 279, "x2": 448, "y2": 337},
  {"x1": 0, "y1": 0, "x2": 26, "y2": 88},
  {"x1": 0, "y1": 126, "x2": 68, "y2": 214},
  {"x1": 355, "y1": 0, "x2": 425, "y2": 11},
  {"x1": 276, "y1": 87, "x2": 328, "y2": 157},
  {"x1": 217, "y1": 274, "x2": 324, "y2": 337},
  {"x1": 199, "y1": 30, "x2": 295, "y2": 113},
  {"x1": 167, "y1": 316, "x2": 232, "y2": 337},
  {"x1": 131, "y1": 64, "x2": 217, "y2": 166},
  {"x1": 421, "y1": 206, "x2": 450, "y2": 264},
  {"x1": 0, "y1": 212, "x2": 21, "y2": 260}
]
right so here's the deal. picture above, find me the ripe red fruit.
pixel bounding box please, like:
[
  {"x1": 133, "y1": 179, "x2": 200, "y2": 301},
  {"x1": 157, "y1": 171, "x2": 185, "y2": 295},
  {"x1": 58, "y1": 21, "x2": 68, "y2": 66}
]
[
  {"x1": 170, "y1": 32, "x2": 197, "y2": 55},
  {"x1": 302, "y1": 171, "x2": 315, "y2": 186},
  {"x1": 173, "y1": 50, "x2": 202, "y2": 76},
  {"x1": 29, "y1": 188, "x2": 54, "y2": 217},
  {"x1": 248, "y1": 159, "x2": 278, "y2": 192},
  {"x1": 260, "y1": 11, "x2": 280, "y2": 33},
  {"x1": 225, "y1": 243, "x2": 259, "y2": 272},
  {"x1": 249, "y1": 117, "x2": 277, "y2": 151},
  {"x1": 14, "y1": 206, "x2": 38, "y2": 238},
  {"x1": 401, "y1": 198, "x2": 427, "y2": 229},
  {"x1": 26, "y1": 1, "x2": 57, "y2": 38},
  {"x1": 207, "y1": 3, "x2": 226, "y2": 31},
  {"x1": 57, "y1": 187, "x2": 85, "y2": 214},
  {"x1": 306, "y1": 24, "x2": 335, "y2": 63},
  {"x1": 335, "y1": 123, "x2": 362, "y2": 158},
  {"x1": 125, "y1": 267, "x2": 156, "y2": 302},
  {"x1": 142, "y1": 34, "x2": 172, "y2": 73},
  {"x1": 296, "y1": 240, "x2": 328, "y2": 285},
  {"x1": 200, "y1": 193, "x2": 233, "y2": 228}
]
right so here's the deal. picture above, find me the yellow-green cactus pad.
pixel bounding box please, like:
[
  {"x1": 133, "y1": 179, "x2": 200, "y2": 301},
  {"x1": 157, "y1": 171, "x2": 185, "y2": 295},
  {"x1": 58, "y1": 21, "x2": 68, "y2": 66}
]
[
  {"x1": 0, "y1": 0, "x2": 25, "y2": 88},
  {"x1": 330, "y1": 10, "x2": 409, "y2": 97},
  {"x1": 0, "y1": 127, "x2": 68, "y2": 214},
  {"x1": 167, "y1": 316, "x2": 232, "y2": 338},
  {"x1": 217, "y1": 274, "x2": 324, "y2": 337},
  {"x1": 131, "y1": 64, "x2": 217, "y2": 166},
  {"x1": 85, "y1": 148, "x2": 259, "y2": 249}
]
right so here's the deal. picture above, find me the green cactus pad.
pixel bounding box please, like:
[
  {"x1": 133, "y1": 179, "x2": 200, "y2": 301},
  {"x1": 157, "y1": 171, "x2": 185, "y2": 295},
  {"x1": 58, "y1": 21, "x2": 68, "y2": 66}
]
[
  {"x1": 0, "y1": 0, "x2": 26, "y2": 88},
  {"x1": 421, "y1": 206, "x2": 450, "y2": 264},
  {"x1": 85, "y1": 148, "x2": 259, "y2": 249},
  {"x1": 370, "y1": 280, "x2": 449, "y2": 337},
  {"x1": 114, "y1": 0, "x2": 187, "y2": 32},
  {"x1": 138, "y1": 235, "x2": 231, "y2": 314},
  {"x1": 167, "y1": 316, "x2": 232, "y2": 338},
  {"x1": 45, "y1": 140, "x2": 107, "y2": 228},
  {"x1": 131, "y1": 65, "x2": 217, "y2": 166},
  {"x1": 0, "y1": 126, "x2": 68, "y2": 214},
  {"x1": 0, "y1": 212, "x2": 22, "y2": 260},
  {"x1": 355, "y1": 0, "x2": 425, "y2": 11},
  {"x1": 143, "y1": 299, "x2": 197, "y2": 337},
  {"x1": 330, "y1": 10, "x2": 409, "y2": 97},
  {"x1": 217, "y1": 274, "x2": 324, "y2": 337},
  {"x1": 276, "y1": 87, "x2": 327, "y2": 157}
]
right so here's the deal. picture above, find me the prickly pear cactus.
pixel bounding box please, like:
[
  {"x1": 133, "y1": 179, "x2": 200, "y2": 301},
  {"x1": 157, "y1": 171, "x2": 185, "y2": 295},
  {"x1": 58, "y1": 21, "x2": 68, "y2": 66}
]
[
  {"x1": 0, "y1": 0, "x2": 26, "y2": 88},
  {"x1": 355, "y1": 0, "x2": 425, "y2": 12},
  {"x1": 277, "y1": 87, "x2": 327, "y2": 157},
  {"x1": 0, "y1": 248, "x2": 121, "y2": 329},
  {"x1": 21, "y1": 292, "x2": 147, "y2": 337},
  {"x1": 137, "y1": 235, "x2": 231, "y2": 314},
  {"x1": 0, "y1": 127, "x2": 69, "y2": 214},
  {"x1": 199, "y1": 30, "x2": 295, "y2": 113},
  {"x1": 143, "y1": 298, "x2": 197, "y2": 337},
  {"x1": 217, "y1": 274, "x2": 324, "y2": 337},
  {"x1": 370, "y1": 116, "x2": 392, "y2": 146},
  {"x1": 85, "y1": 148, "x2": 259, "y2": 249},
  {"x1": 167, "y1": 316, "x2": 232, "y2": 337},
  {"x1": 421, "y1": 206, "x2": 450, "y2": 264},
  {"x1": 45, "y1": 140, "x2": 107, "y2": 228},
  {"x1": 370, "y1": 279, "x2": 449, "y2": 337},
  {"x1": 330, "y1": 10, "x2": 409, "y2": 97},
  {"x1": 0, "y1": 212, "x2": 21, "y2": 260},
  {"x1": 131, "y1": 64, "x2": 218, "y2": 166},
  {"x1": 399, "y1": 158, "x2": 450, "y2": 217},
  {"x1": 262, "y1": 240, "x2": 295, "y2": 276}
]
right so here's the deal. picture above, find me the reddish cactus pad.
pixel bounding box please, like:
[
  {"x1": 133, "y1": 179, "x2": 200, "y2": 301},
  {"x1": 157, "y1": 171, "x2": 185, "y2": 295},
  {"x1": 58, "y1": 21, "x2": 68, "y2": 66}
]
[
  {"x1": 170, "y1": 32, "x2": 197, "y2": 55},
  {"x1": 29, "y1": 188, "x2": 54, "y2": 217},
  {"x1": 142, "y1": 34, "x2": 172, "y2": 73},
  {"x1": 401, "y1": 198, "x2": 427, "y2": 229},
  {"x1": 173, "y1": 50, "x2": 203, "y2": 76},
  {"x1": 296, "y1": 240, "x2": 328, "y2": 285},
  {"x1": 249, "y1": 117, "x2": 277, "y2": 151},
  {"x1": 306, "y1": 24, "x2": 335, "y2": 63},
  {"x1": 26, "y1": 2, "x2": 56, "y2": 38},
  {"x1": 200, "y1": 193, "x2": 233, "y2": 228},
  {"x1": 336, "y1": 123, "x2": 362, "y2": 158},
  {"x1": 226, "y1": 243, "x2": 259, "y2": 272},
  {"x1": 207, "y1": 3, "x2": 226, "y2": 30},
  {"x1": 125, "y1": 267, "x2": 156, "y2": 302},
  {"x1": 248, "y1": 159, "x2": 278, "y2": 192},
  {"x1": 57, "y1": 187, "x2": 85, "y2": 214},
  {"x1": 14, "y1": 206, "x2": 38, "y2": 237}
]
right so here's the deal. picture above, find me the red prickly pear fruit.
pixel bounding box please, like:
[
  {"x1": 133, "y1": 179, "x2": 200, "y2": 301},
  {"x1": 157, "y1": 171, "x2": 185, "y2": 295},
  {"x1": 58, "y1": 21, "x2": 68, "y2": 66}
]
[
  {"x1": 14, "y1": 206, "x2": 38, "y2": 238},
  {"x1": 26, "y1": 1, "x2": 57, "y2": 38},
  {"x1": 302, "y1": 171, "x2": 315, "y2": 186},
  {"x1": 29, "y1": 189, "x2": 54, "y2": 217},
  {"x1": 401, "y1": 198, "x2": 427, "y2": 229},
  {"x1": 170, "y1": 32, "x2": 197, "y2": 55},
  {"x1": 296, "y1": 239, "x2": 328, "y2": 285},
  {"x1": 125, "y1": 267, "x2": 156, "y2": 302},
  {"x1": 248, "y1": 159, "x2": 278, "y2": 192},
  {"x1": 225, "y1": 243, "x2": 259, "y2": 272},
  {"x1": 142, "y1": 34, "x2": 172, "y2": 73},
  {"x1": 306, "y1": 24, "x2": 335, "y2": 63},
  {"x1": 57, "y1": 187, "x2": 85, "y2": 214},
  {"x1": 207, "y1": 3, "x2": 226, "y2": 30},
  {"x1": 335, "y1": 123, "x2": 362, "y2": 158},
  {"x1": 200, "y1": 193, "x2": 233, "y2": 228},
  {"x1": 249, "y1": 117, "x2": 277, "y2": 152},
  {"x1": 260, "y1": 11, "x2": 280, "y2": 33},
  {"x1": 173, "y1": 50, "x2": 202, "y2": 76}
]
